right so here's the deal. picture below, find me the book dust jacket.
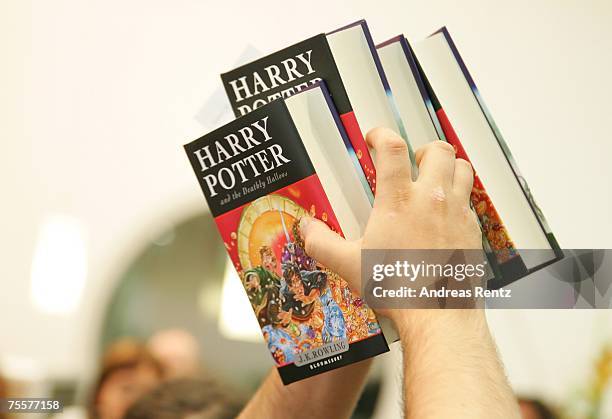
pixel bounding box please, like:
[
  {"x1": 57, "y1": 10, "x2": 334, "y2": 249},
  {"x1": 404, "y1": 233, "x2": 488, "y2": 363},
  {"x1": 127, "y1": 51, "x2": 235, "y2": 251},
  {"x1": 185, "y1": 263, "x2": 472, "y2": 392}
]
[
  {"x1": 184, "y1": 100, "x2": 388, "y2": 384},
  {"x1": 221, "y1": 34, "x2": 377, "y2": 193}
]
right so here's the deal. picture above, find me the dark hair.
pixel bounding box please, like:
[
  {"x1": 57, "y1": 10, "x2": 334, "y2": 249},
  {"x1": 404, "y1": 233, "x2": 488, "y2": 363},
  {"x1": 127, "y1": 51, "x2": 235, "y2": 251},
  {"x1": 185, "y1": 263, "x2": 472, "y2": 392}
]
[
  {"x1": 282, "y1": 263, "x2": 300, "y2": 282},
  {"x1": 124, "y1": 378, "x2": 242, "y2": 419},
  {"x1": 89, "y1": 338, "x2": 163, "y2": 419}
]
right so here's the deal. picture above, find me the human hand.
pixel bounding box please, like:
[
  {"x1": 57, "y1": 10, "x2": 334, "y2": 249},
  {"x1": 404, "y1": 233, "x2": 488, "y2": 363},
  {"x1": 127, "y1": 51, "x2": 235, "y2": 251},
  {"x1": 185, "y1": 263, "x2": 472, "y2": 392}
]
[
  {"x1": 241, "y1": 128, "x2": 519, "y2": 419},
  {"x1": 244, "y1": 274, "x2": 261, "y2": 292},
  {"x1": 299, "y1": 127, "x2": 482, "y2": 325},
  {"x1": 295, "y1": 289, "x2": 319, "y2": 305},
  {"x1": 296, "y1": 128, "x2": 519, "y2": 419}
]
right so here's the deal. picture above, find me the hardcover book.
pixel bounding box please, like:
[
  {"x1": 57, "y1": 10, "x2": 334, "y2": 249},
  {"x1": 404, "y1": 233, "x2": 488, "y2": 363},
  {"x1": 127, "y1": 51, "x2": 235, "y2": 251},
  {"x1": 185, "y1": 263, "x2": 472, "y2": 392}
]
[
  {"x1": 378, "y1": 35, "x2": 520, "y2": 281},
  {"x1": 409, "y1": 28, "x2": 563, "y2": 286},
  {"x1": 184, "y1": 84, "x2": 389, "y2": 384},
  {"x1": 221, "y1": 20, "x2": 416, "y2": 195}
]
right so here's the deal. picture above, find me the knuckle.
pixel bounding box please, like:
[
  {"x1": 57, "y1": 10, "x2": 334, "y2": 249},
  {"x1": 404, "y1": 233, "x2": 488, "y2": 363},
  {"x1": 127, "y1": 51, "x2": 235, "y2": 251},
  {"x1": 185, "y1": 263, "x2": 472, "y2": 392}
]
[
  {"x1": 367, "y1": 126, "x2": 398, "y2": 143},
  {"x1": 426, "y1": 197, "x2": 449, "y2": 217},
  {"x1": 431, "y1": 140, "x2": 456, "y2": 155},
  {"x1": 375, "y1": 185, "x2": 413, "y2": 209},
  {"x1": 384, "y1": 164, "x2": 408, "y2": 181},
  {"x1": 429, "y1": 197, "x2": 449, "y2": 212},
  {"x1": 376, "y1": 185, "x2": 412, "y2": 207},
  {"x1": 427, "y1": 185, "x2": 449, "y2": 206},
  {"x1": 455, "y1": 158, "x2": 472, "y2": 170},
  {"x1": 382, "y1": 136, "x2": 408, "y2": 156},
  {"x1": 456, "y1": 158, "x2": 474, "y2": 178},
  {"x1": 391, "y1": 186, "x2": 413, "y2": 204}
]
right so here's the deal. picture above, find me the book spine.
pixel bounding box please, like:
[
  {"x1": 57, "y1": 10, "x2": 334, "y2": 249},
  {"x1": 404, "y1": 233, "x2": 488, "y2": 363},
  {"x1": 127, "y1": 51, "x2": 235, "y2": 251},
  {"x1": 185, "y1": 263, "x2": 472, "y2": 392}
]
[
  {"x1": 337, "y1": 111, "x2": 377, "y2": 195},
  {"x1": 398, "y1": 37, "x2": 446, "y2": 142},
  {"x1": 320, "y1": 36, "x2": 377, "y2": 195},
  {"x1": 317, "y1": 82, "x2": 375, "y2": 205},
  {"x1": 435, "y1": 27, "x2": 562, "y2": 258},
  {"x1": 220, "y1": 34, "x2": 377, "y2": 195},
  {"x1": 358, "y1": 21, "x2": 418, "y2": 176},
  {"x1": 435, "y1": 107, "x2": 520, "y2": 264},
  {"x1": 411, "y1": 42, "x2": 520, "y2": 266}
]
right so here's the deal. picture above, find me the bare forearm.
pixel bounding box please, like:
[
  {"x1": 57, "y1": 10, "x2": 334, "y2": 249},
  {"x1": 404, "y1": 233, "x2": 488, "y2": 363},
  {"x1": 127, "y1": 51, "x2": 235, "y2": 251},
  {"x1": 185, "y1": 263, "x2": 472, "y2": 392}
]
[
  {"x1": 398, "y1": 310, "x2": 520, "y2": 419},
  {"x1": 238, "y1": 359, "x2": 372, "y2": 419}
]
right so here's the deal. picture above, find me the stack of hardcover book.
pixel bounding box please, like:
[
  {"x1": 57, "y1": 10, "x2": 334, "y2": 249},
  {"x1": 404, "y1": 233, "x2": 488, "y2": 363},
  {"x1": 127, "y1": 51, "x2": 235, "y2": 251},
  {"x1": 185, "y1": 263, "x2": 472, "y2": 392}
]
[{"x1": 184, "y1": 20, "x2": 563, "y2": 384}]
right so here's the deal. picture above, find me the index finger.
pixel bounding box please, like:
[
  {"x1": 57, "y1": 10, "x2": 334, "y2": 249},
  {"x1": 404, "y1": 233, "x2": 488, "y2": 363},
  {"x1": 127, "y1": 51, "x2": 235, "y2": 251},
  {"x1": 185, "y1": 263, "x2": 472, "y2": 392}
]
[{"x1": 366, "y1": 127, "x2": 413, "y2": 204}]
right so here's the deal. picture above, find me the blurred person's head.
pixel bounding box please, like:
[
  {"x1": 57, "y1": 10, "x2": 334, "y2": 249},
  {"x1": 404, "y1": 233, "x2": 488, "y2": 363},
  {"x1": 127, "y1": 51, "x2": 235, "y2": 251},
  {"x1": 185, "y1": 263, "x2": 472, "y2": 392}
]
[
  {"x1": 90, "y1": 339, "x2": 163, "y2": 419},
  {"x1": 147, "y1": 329, "x2": 201, "y2": 380},
  {"x1": 518, "y1": 397, "x2": 557, "y2": 419},
  {"x1": 124, "y1": 378, "x2": 242, "y2": 419}
]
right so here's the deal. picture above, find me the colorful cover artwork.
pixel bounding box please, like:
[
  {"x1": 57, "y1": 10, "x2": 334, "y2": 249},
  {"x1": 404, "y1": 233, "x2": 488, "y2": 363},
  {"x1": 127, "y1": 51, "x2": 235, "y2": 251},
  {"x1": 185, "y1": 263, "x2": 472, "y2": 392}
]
[
  {"x1": 221, "y1": 33, "x2": 377, "y2": 195},
  {"x1": 215, "y1": 178, "x2": 382, "y2": 368},
  {"x1": 184, "y1": 99, "x2": 388, "y2": 384}
]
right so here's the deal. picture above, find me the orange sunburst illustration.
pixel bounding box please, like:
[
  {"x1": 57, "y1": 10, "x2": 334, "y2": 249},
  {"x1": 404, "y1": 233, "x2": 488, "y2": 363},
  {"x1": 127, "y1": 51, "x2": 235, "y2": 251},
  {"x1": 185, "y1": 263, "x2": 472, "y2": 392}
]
[{"x1": 237, "y1": 195, "x2": 307, "y2": 272}]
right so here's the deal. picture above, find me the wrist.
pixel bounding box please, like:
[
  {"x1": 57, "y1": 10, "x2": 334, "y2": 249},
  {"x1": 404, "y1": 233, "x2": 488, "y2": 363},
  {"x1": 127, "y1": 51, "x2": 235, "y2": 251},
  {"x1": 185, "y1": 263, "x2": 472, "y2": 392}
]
[{"x1": 393, "y1": 309, "x2": 488, "y2": 342}]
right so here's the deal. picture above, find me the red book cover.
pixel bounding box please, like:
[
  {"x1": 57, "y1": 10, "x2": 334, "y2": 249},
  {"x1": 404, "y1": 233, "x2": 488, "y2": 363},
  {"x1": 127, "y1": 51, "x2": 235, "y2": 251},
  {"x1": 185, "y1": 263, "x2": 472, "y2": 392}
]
[
  {"x1": 408, "y1": 40, "x2": 519, "y2": 266},
  {"x1": 184, "y1": 93, "x2": 388, "y2": 384}
]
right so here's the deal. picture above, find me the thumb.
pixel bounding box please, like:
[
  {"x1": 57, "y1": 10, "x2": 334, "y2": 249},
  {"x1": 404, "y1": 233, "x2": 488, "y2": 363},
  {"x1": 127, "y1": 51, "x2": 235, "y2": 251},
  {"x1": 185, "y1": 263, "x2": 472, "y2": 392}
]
[{"x1": 299, "y1": 216, "x2": 361, "y2": 291}]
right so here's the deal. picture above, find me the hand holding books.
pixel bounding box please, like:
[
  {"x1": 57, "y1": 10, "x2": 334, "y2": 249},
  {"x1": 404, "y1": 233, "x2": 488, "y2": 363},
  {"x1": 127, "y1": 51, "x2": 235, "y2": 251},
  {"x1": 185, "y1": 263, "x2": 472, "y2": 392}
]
[
  {"x1": 185, "y1": 18, "x2": 539, "y2": 416},
  {"x1": 299, "y1": 127, "x2": 483, "y2": 321},
  {"x1": 239, "y1": 128, "x2": 520, "y2": 419}
]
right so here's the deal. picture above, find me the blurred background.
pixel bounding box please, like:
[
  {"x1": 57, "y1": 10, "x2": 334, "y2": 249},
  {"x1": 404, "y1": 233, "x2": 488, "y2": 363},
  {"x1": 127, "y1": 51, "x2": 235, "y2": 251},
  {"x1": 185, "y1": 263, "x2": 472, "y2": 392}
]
[{"x1": 2, "y1": 1, "x2": 612, "y2": 418}]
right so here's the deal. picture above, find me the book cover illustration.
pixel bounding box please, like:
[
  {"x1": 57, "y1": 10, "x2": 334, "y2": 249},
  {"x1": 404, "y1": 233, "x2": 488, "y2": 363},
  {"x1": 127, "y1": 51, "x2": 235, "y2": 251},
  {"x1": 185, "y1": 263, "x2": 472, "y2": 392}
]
[
  {"x1": 184, "y1": 100, "x2": 387, "y2": 384},
  {"x1": 217, "y1": 181, "x2": 382, "y2": 367},
  {"x1": 221, "y1": 33, "x2": 377, "y2": 194}
]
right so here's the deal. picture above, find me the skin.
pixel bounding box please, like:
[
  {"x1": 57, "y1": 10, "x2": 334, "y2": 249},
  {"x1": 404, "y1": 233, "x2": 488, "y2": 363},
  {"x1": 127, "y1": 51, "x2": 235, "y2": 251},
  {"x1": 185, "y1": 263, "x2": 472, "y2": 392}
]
[
  {"x1": 147, "y1": 329, "x2": 201, "y2": 379},
  {"x1": 245, "y1": 274, "x2": 260, "y2": 291},
  {"x1": 239, "y1": 359, "x2": 372, "y2": 419},
  {"x1": 239, "y1": 128, "x2": 520, "y2": 419}
]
